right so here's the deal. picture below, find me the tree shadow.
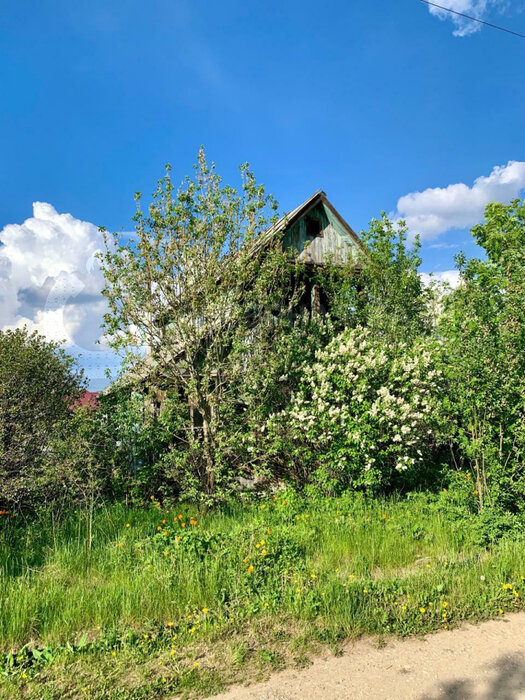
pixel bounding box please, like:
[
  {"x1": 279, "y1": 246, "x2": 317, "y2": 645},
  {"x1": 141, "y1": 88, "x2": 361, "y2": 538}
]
[{"x1": 421, "y1": 654, "x2": 525, "y2": 699}]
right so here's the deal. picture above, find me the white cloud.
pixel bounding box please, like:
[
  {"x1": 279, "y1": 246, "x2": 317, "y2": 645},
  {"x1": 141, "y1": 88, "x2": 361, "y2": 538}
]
[
  {"x1": 420, "y1": 269, "x2": 461, "y2": 288},
  {"x1": 426, "y1": 0, "x2": 508, "y2": 37},
  {"x1": 0, "y1": 203, "x2": 118, "y2": 387},
  {"x1": 394, "y1": 161, "x2": 525, "y2": 241}
]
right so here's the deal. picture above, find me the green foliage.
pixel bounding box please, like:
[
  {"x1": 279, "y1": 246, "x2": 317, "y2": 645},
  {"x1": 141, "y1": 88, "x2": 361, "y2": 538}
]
[
  {"x1": 0, "y1": 328, "x2": 85, "y2": 512},
  {"x1": 440, "y1": 199, "x2": 525, "y2": 514},
  {"x1": 100, "y1": 149, "x2": 303, "y2": 503},
  {"x1": 0, "y1": 494, "x2": 523, "y2": 698},
  {"x1": 266, "y1": 328, "x2": 445, "y2": 493},
  {"x1": 321, "y1": 214, "x2": 432, "y2": 343}
]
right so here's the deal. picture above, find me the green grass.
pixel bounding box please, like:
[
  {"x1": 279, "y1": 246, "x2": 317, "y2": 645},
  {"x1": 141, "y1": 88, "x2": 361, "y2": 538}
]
[{"x1": 0, "y1": 491, "x2": 524, "y2": 698}]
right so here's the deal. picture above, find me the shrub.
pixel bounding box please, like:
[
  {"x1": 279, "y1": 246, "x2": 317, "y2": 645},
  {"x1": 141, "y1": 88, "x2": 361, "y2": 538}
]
[
  {"x1": 266, "y1": 327, "x2": 445, "y2": 494},
  {"x1": 0, "y1": 328, "x2": 84, "y2": 512}
]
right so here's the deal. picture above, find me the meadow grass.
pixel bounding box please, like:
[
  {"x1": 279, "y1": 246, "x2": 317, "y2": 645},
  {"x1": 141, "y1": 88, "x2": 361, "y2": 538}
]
[{"x1": 0, "y1": 491, "x2": 524, "y2": 698}]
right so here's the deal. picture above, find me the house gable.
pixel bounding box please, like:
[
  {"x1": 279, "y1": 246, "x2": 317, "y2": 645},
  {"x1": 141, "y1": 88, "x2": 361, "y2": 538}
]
[{"x1": 259, "y1": 190, "x2": 365, "y2": 265}]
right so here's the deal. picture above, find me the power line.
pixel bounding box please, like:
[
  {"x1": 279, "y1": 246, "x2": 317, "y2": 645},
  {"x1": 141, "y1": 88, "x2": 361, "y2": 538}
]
[{"x1": 420, "y1": 0, "x2": 525, "y2": 39}]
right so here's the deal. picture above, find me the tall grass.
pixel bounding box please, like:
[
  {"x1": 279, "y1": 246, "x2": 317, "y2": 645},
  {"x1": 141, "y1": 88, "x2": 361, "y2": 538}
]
[{"x1": 1, "y1": 492, "x2": 523, "y2": 697}]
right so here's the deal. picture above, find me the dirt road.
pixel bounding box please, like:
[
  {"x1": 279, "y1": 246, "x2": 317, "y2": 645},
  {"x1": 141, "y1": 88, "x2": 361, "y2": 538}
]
[{"x1": 214, "y1": 612, "x2": 525, "y2": 699}]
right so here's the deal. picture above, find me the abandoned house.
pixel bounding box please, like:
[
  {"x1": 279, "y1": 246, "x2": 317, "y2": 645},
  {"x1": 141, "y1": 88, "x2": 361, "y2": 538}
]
[
  {"x1": 255, "y1": 189, "x2": 366, "y2": 314},
  {"x1": 117, "y1": 190, "x2": 366, "y2": 408}
]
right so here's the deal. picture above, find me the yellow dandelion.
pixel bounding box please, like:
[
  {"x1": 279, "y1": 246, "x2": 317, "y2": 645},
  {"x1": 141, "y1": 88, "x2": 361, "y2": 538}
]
[
  {"x1": 420, "y1": 607, "x2": 426, "y2": 613},
  {"x1": 125, "y1": 523, "x2": 130, "y2": 528}
]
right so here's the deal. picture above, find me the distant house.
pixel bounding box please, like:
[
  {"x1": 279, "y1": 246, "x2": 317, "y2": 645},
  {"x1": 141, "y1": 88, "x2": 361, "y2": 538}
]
[{"x1": 75, "y1": 390, "x2": 100, "y2": 410}]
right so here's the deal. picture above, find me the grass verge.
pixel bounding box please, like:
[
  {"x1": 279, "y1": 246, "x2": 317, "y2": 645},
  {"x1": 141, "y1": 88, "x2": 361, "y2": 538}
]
[{"x1": 1, "y1": 491, "x2": 524, "y2": 698}]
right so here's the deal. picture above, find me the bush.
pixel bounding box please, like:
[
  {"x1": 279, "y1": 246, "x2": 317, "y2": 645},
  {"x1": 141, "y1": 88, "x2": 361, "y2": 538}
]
[
  {"x1": 0, "y1": 328, "x2": 85, "y2": 512},
  {"x1": 266, "y1": 327, "x2": 445, "y2": 494}
]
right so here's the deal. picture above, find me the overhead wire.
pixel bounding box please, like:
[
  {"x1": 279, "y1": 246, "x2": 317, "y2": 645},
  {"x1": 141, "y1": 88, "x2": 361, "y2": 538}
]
[{"x1": 420, "y1": 0, "x2": 525, "y2": 39}]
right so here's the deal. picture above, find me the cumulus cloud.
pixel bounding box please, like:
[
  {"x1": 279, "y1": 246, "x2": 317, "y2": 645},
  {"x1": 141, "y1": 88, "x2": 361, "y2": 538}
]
[
  {"x1": 420, "y1": 269, "x2": 461, "y2": 288},
  {"x1": 0, "y1": 203, "x2": 117, "y2": 387},
  {"x1": 394, "y1": 161, "x2": 525, "y2": 241},
  {"x1": 426, "y1": 0, "x2": 509, "y2": 37}
]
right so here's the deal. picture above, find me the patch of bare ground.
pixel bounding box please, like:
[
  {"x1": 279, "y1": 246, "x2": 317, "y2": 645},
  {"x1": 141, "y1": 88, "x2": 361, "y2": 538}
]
[{"x1": 209, "y1": 612, "x2": 525, "y2": 700}]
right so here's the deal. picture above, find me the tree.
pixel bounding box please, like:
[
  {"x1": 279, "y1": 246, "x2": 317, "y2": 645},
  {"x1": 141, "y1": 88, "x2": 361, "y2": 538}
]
[
  {"x1": 319, "y1": 214, "x2": 433, "y2": 346},
  {"x1": 100, "y1": 149, "x2": 302, "y2": 502},
  {"x1": 441, "y1": 199, "x2": 525, "y2": 513},
  {"x1": 0, "y1": 328, "x2": 85, "y2": 511}
]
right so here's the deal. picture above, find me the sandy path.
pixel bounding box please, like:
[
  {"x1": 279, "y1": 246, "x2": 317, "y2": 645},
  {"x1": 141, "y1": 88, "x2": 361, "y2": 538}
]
[{"x1": 214, "y1": 612, "x2": 525, "y2": 700}]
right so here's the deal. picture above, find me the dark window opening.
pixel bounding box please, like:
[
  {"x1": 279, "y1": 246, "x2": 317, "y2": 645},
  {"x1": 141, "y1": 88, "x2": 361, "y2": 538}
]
[{"x1": 306, "y1": 217, "x2": 322, "y2": 239}]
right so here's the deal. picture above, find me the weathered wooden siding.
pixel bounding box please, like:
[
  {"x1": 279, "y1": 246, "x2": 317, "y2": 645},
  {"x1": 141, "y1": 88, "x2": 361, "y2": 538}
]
[{"x1": 282, "y1": 202, "x2": 360, "y2": 264}]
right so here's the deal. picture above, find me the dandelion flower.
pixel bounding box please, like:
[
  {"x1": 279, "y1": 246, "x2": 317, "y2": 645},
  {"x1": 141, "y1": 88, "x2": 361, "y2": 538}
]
[{"x1": 125, "y1": 523, "x2": 130, "y2": 528}]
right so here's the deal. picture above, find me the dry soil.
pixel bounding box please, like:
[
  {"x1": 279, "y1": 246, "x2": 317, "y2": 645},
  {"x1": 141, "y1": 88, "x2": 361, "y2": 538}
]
[{"x1": 213, "y1": 612, "x2": 525, "y2": 700}]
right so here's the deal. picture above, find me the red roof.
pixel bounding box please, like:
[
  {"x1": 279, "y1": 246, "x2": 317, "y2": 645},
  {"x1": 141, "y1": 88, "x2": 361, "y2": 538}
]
[{"x1": 75, "y1": 391, "x2": 100, "y2": 410}]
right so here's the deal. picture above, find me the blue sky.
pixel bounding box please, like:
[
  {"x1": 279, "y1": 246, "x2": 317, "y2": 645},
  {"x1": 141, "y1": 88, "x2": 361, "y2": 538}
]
[{"x1": 1, "y1": 0, "x2": 524, "y2": 388}]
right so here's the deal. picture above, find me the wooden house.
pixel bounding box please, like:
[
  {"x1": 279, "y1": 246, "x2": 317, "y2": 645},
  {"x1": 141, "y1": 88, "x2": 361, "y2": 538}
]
[
  {"x1": 117, "y1": 191, "x2": 365, "y2": 394},
  {"x1": 258, "y1": 190, "x2": 366, "y2": 315}
]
